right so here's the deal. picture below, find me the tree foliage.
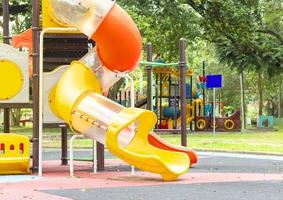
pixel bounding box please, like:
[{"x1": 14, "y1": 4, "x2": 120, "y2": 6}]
[
  {"x1": 185, "y1": 0, "x2": 282, "y2": 76},
  {"x1": 1, "y1": 0, "x2": 282, "y2": 118}
]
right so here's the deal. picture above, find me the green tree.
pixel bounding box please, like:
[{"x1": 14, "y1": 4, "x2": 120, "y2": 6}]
[{"x1": 183, "y1": 0, "x2": 283, "y2": 115}]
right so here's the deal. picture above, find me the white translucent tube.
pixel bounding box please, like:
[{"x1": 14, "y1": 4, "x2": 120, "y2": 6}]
[
  {"x1": 80, "y1": 49, "x2": 120, "y2": 93},
  {"x1": 71, "y1": 93, "x2": 136, "y2": 147},
  {"x1": 50, "y1": 0, "x2": 114, "y2": 37}
]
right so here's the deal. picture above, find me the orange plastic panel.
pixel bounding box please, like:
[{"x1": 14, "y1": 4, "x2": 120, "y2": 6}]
[{"x1": 91, "y1": 4, "x2": 142, "y2": 72}]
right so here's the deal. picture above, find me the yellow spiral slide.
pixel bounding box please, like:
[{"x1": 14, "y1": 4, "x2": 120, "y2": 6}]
[{"x1": 47, "y1": 0, "x2": 192, "y2": 181}]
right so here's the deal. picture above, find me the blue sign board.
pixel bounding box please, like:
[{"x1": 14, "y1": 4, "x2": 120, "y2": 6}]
[{"x1": 206, "y1": 74, "x2": 222, "y2": 89}]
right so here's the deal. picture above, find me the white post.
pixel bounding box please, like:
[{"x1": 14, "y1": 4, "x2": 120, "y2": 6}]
[
  {"x1": 70, "y1": 134, "x2": 85, "y2": 177},
  {"x1": 126, "y1": 74, "x2": 135, "y2": 176},
  {"x1": 139, "y1": 72, "x2": 143, "y2": 96},
  {"x1": 125, "y1": 77, "x2": 129, "y2": 87},
  {"x1": 213, "y1": 88, "x2": 216, "y2": 137},
  {"x1": 93, "y1": 140, "x2": 97, "y2": 173},
  {"x1": 39, "y1": 27, "x2": 79, "y2": 176}
]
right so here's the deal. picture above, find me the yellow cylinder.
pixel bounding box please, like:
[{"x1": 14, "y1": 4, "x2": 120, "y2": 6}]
[{"x1": 49, "y1": 61, "x2": 102, "y2": 124}]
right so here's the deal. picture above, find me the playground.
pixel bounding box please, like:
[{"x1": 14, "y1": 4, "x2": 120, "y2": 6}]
[{"x1": 1, "y1": 0, "x2": 283, "y2": 199}]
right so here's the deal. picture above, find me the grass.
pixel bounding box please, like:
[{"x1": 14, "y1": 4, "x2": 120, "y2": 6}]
[
  {"x1": 1, "y1": 124, "x2": 283, "y2": 155},
  {"x1": 161, "y1": 130, "x2": 283, "y2": 154}
]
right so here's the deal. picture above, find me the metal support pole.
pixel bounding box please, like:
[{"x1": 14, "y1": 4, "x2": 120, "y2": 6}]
[
  {"x1": 61, "y1": 125, "x2": 68, "y2": 165},
  {"x1": 124, "y1": 91, "x2": 127, "y2": 107},
  {"x1": 3, "y1": 0, "x2": 10, "y2": 44},
  {"x1": 279, "y1": 80, "x2": 282, "y2": 118},
  {"x1": 3, "y1": 0, "x2": 10, "y2": 133},
  {"x1": 174, "y1": 84, "x2": 178, "y2": 129},
  {"x1": 240, "y1": 72, "x2": 246, "y2": 130},
  {"x1": 190, "y1": 76, "x2": 193, "y2": 131},
  {"x1": 213, "y1": 88, "x2": 216, "y2": 137},
  {"x1": 39, "y1": 27, "x2": 79, "y2": 176},
  {"x1": 202, "y1": 61, "x2": 206, "y2": 115},
  {"x1": 3, "y1": 109, "x2": 10, "y2": 133},
  {"x1": 32, "y1": 0, "x2": 40, "y2": 173},
  {"x1": 139, "y1": 72, "x2": 143, "y2": 95},
  {"x1": 155, "y1": 74, "x2": 159, "y2": 129},
  {"x1": 70, "y1": 134, "x2": 85, "y2": 177},
  {"x1": 119, "y1": 91, "x2": 122, "y2": 104},
  {"x1": 92, "y1": 140, "x2": 97, "y2": 173},
  {"x1": 159, "y1": 74, "x2": 163, "y2": 127},
  {"x1": 96, "y1": 142, "x2": 105, "y2": 171},
  {"x1": 146, "y1": 43, "x2": 153, "y2": 111},
  {"x1": 125, "y1": 74, "x2": 136, "y2": 175},
  {"x1": 179, "y1": 38, "x2": 187, "y2": 147}
]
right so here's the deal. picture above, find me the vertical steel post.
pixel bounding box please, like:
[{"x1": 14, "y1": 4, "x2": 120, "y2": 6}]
[
  {"x1": 3, "y1": 0, "x2": 10, "y2": 133},
  {"x1": 279, "y1": 80, "x2": 282, "y2": 118},
  {"x1": 159, "y1": 74, "x2": 163, "y2": 127},
  {"x1": 124, "y1": 91, "x2": 127, "y2": 106},
  {"x1": 168, "y1": 74, "x2": 172, "y2": 107},
  {"x1": 139, "y1": 72, "x2": 143, "y2": 96},
  {"x1": 97, "y1": 142, "x2": 105, "y2": 171},
  {"x1": 213, "y1": 88, "x2": 216, "y2": 137},
  {"x1": 146, "y1": 43, "x2": 153, "y2": 111},
  {"x1": 155, "y1": 74, "x2": 159, "y2": 129},
  {"x1": 2, "y1": 0, "x2": 10, "y2": 44},
  {"x1": 190, "y1": 76, "x2": 193, "y2": 131},
  {"x1": 61, "y1": 126, "x2": 68, "y2": 165},
  {"x1": 202, "y1": 61, "x2": 206, "y2": 115},
  {"x1": 179, "y1": 39, "x2": 187, "y2": 147},
  {"x1": 32, "y1": 0, "x2": 40, "y2": 172},
  {"x1": 240, "y1": 72, "x2": 247, "y2": 130},
  {"x1": 119, "y1": 91, "x2": 122, "y2": 104},
  {"x1": 174, "y1": 84, "x2": 178, "y2": 129}
]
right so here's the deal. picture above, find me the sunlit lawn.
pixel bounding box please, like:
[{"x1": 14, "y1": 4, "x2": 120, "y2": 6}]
[
  {"x1": 161, "y1": 130, "x2": 283, "y2": 154},
  {"x1": 2, "y1": 123, "x2": 283, "y2": 154}
]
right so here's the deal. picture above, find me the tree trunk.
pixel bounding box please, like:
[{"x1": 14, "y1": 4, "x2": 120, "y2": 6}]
[
  {"x1": 10, "y1": 109, "x2": 22, "y2": 127},
  {"x1": 278, "y1": 80, "x2": 282, "y2": 118},
  {"x1": 257, "y1": 71, "x2": 263, "y2": 116}
]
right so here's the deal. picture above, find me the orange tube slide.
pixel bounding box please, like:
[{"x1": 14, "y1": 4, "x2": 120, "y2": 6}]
[{"x1": 91, "y1": 4, "x2": 142, "y2": 72}]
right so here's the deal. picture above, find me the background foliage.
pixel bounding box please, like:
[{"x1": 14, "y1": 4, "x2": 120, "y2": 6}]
[{"x1": 0, "y1": 0, "x2": 282, "y2": 122}]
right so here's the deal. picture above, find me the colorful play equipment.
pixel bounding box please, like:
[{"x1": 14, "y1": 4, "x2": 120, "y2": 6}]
[
  {"x1": 0, "y1": 134, "x2": 30, "y2": 174},
  {"x1": 195, "y1": 66, "x2": 241, "y2": 132},
  {"x1": 44, "y1": 0, "x2": 196, "y2": 181},
  {"x1": 124, "y1": 54, "x2": 240, "y2": 134},
  {"x1": 258, "y1": 115, "x2": 274, "y2": 129},
  {"x1": 136, "y1": 61, "x2": 204, "y2": 132},
  {"x1": 195, "y1": 110, "x2": 241, "y2": 132},
  {"x1": 153, "y1": 67, "x2": 203, "y2": 130},
  {"x1": 0, "y1": 0, "x2": 246, "y2": 181},
  {"x1": 204, "y1": 101, "x2": 225, "y2": 117}
]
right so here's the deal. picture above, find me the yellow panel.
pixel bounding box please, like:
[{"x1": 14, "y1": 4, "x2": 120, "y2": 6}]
[
  {"x1": 0, "y1": 59, "x2": 23, "y2": 100},
  {"x1": 0, "y1": 134, "x2": 30, "y2": 174}
]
